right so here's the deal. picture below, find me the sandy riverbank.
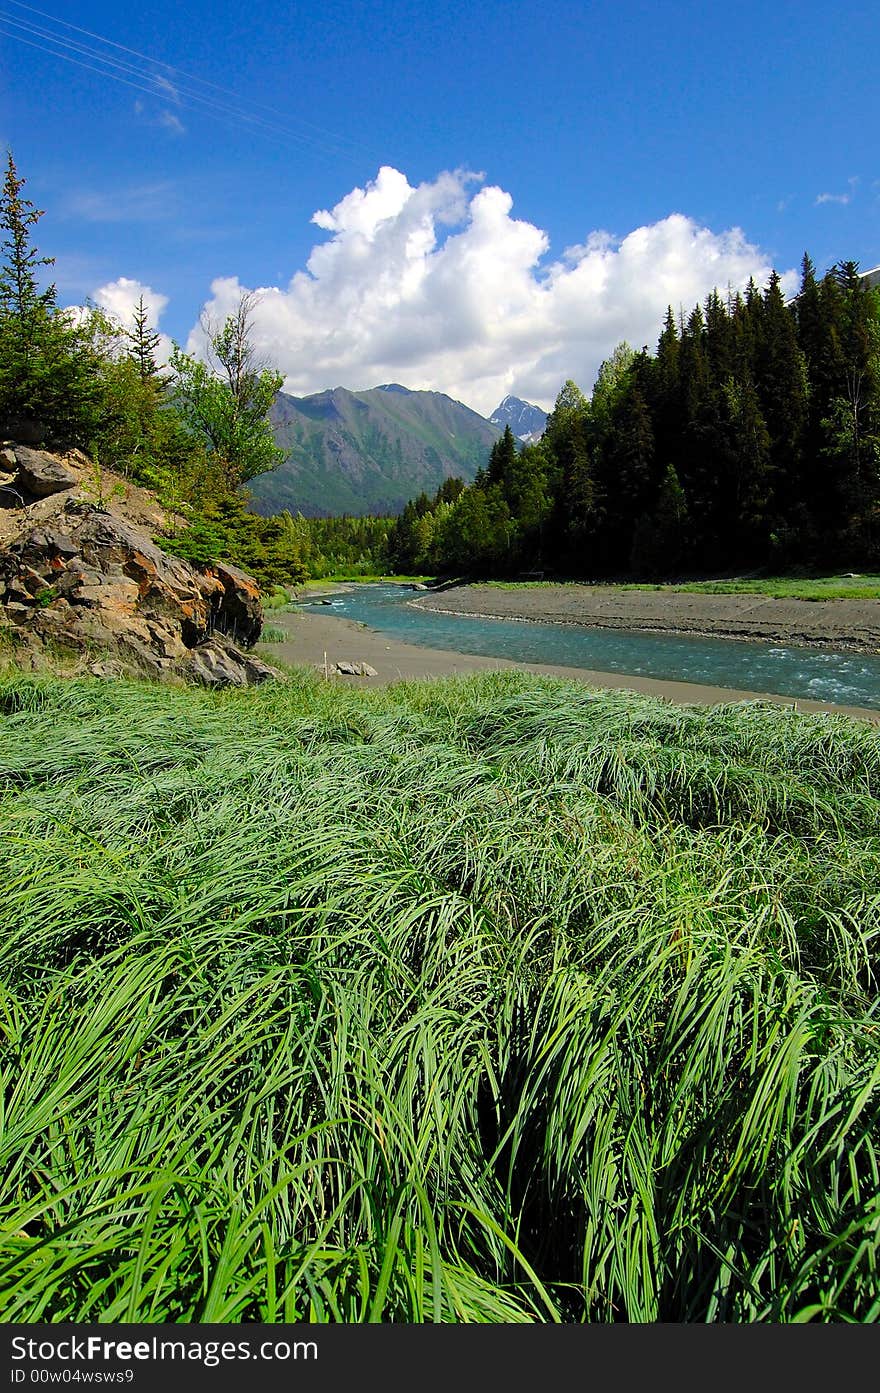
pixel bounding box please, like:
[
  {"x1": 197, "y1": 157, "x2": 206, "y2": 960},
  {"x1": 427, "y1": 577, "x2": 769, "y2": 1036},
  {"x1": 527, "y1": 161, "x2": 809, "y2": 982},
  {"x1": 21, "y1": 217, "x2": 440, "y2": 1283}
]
[
  {"x1": 412, "y1": 582, "x2": 880, "y2": 652},
  {"x1": 261, "y1": 605, "x2": 880, "y2": 722}
]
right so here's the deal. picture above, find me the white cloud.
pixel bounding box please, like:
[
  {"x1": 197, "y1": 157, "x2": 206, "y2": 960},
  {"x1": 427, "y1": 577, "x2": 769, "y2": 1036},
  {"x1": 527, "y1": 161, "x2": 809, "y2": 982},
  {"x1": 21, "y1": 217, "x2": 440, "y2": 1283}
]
[
  {"x1": 189, "y1": 166, "x2": 797, "y2": 416},
  {"x1": 153, "y1": 74, "x2": 181, "y2": 104},
  {"x1": 93, "y1": 277, "x2": 174, "y2": 364},
  {"x1": 158, "y1": 110, "x2": 186, "y2": 137},
  {"x1": 817, "y1": 175, "x2": 859, "y2": 207}
]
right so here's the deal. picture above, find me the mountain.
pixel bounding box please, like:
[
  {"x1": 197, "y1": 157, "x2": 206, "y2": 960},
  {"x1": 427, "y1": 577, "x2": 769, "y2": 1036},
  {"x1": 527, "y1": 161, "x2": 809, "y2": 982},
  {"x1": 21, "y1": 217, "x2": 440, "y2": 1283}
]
[
  {"x1": 248, "y1": 385, "x2": 502, "y2": 517},
  {"x1": 489, "y1": 395, "x2": 548, "y2": 443}
]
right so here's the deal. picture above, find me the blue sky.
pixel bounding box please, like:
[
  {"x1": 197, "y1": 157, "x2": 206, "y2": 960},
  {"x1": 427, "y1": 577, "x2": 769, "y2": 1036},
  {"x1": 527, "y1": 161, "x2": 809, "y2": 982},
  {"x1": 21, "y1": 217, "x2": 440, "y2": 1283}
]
[{"x1": 1, "y1": 0, "x2": 878, "y2": 414}]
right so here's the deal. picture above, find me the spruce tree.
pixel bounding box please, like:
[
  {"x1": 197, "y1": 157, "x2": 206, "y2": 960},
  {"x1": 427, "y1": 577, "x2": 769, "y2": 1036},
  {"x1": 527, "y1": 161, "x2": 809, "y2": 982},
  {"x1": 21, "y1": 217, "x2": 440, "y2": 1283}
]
[
  {"x1": 0, "y1": 150, "x2": 56, "y2": 437},
  {"x1": 649, "y1": 307, "x2": 681, "y2": 472},
  {"x1": 126, "y1": 295, "x2": 163, "y2": 382},
  {"x1": 755, "y1": 270, "x2": 807, "y2": 542},
  {"x1": 557, "y1": 414, "x2": 601, "y2": 569},
  {"x1": 601, "y1": 380, "x2": 654, "y2": 569},
  {"x1": 485, "y1": 424, "x2": 518, "y2": 494},
  {"x1": 0, "y1": 151, "x2": 101, "y2": 445},
  {"x1": 678, "y1": 304, "x2": 719, "y2": 561},
  {"x1": 821, "y1": 262, "x2": 880, "y2": 557},
  {"x1": 0, "y1": 151, "x2": 55, "y2": 324}
]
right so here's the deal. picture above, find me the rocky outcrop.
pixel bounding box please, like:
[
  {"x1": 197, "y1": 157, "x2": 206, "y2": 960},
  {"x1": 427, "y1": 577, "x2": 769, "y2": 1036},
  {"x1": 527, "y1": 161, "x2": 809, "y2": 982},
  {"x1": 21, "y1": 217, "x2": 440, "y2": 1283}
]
[
  {"x1": 177, "y1": 636, "x2": 276, "y2": 688},
  {"x1": 197, "y1": 560, "x2": 262, "y2": 648},
  {"x1": 0, "y1": 444, "x2": 276, "y2": 687},
  {"x1": 13, "y1": 446, "x2": 79, "y2": 498}
]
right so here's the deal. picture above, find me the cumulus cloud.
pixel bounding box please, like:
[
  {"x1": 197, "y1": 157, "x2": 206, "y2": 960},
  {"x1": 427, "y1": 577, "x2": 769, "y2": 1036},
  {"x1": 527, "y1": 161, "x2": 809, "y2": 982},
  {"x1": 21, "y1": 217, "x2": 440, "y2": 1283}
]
[
  {"x1": 189, "y1": 166, "x2": 797, "y2": 415},
  {"x1": 93, "y1": 277, "x2": 174, "y2": 365}
]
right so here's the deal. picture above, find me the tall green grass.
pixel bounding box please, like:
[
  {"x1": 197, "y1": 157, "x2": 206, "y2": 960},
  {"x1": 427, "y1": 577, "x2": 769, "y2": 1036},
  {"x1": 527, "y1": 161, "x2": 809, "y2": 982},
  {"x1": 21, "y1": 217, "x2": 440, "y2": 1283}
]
[{"x1": 2, "y1": 668, "x2": 880, "y2": 1321}]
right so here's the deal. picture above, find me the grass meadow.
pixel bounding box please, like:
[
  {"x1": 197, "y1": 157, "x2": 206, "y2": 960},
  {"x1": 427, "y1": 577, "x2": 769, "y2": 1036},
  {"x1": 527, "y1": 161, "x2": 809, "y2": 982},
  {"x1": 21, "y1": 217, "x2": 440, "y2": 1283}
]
[
  {"x1": 486, "y1": 576, "x2": 880, "y2": 600},
  {"x1": 2, "y1": 667, "x2": 880, "y2": 1322}
]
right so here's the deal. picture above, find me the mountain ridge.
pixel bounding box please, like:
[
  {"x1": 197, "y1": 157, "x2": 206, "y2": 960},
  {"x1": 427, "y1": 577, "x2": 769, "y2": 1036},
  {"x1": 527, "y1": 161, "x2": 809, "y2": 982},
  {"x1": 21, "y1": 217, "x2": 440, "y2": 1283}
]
[
  {"x1": 249, "y1": 384, "x2": 502, "y2": 517},
  {"x1": 489, "y1": 394, "x2": 548, "y2": 443}
]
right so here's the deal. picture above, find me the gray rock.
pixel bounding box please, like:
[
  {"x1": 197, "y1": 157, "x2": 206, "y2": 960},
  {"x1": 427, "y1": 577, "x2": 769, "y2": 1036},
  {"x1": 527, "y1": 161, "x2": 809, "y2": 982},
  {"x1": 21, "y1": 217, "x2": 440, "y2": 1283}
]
[
  {"x1": 14, "y1": 447, "x2": 78, "y2": 498},
  {"x1": 333, "y1": 660, "x2": 378, "y2": 677},
  {"x1": 177, "y1": 635, "x2": 277, "y2": 688},
  {"x1": 4, "y1": 602, "x2": 32, "y2": 624},
  {"x1": 44, "y1": 531, "x2": 80, "y2": 558},
  {"x1": 87, "y1": 659, "x2": 126, "y2": 679}
]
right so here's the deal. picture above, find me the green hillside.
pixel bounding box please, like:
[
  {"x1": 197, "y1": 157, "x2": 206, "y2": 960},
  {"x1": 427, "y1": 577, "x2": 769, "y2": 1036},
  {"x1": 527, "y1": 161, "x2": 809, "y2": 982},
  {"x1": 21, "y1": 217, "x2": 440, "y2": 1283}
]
[{"x1": 249, "y1": 384, "x2": 501, "y2": 517}]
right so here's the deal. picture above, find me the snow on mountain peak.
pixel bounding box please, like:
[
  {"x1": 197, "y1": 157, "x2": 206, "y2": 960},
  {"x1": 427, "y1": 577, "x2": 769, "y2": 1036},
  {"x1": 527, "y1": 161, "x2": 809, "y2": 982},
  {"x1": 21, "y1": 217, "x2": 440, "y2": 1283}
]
[{"x1": 489, "y1": 395, "x2": 548, "y2": 442}]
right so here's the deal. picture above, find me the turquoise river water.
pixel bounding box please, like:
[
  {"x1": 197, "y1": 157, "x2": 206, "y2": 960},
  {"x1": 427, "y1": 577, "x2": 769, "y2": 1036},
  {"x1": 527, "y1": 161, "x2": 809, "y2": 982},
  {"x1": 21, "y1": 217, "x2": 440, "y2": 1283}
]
[{"x1": 301, "y1": 584, "x2": 880, "y2": 711}]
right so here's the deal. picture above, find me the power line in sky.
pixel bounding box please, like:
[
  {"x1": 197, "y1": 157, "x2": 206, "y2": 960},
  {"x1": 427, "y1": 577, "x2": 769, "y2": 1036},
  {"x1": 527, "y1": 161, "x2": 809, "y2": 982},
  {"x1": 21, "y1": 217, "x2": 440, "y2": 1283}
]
[{"x1": 0, "y1": 0, "x2": 380, "y2": 164}]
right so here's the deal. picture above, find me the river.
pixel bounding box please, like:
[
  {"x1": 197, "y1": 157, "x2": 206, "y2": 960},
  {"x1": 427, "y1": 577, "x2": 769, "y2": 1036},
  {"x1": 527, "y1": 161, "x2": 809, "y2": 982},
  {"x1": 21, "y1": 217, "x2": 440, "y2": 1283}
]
[{"x1": 298, "y1": 584, "x2": 880, "y2": 712}]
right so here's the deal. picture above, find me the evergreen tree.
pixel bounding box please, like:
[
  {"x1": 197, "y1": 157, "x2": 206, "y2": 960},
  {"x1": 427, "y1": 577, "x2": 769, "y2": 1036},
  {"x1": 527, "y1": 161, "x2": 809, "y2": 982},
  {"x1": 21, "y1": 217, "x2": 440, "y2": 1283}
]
[
  {"x1": 677, "y1": 304, "x2": 720, "y2": 561},
  {"x1": 703, "y1": 287, "x2": 735, "y2": 383},
  {"x1": 0, "y1": 151, "x2": 100, "y2": 445},
  {"x1": 630, "y1": 464, "x2": 689, "y2": 576},
  {"x1": 0, "y1": 151, "x2": 54, "y2": 326},
  {"x1": 435, "y1": 476, "x2": 465, "y2": 505},
  {"x1": 820, "y1": 262, "x2": 880, "y2": 558},
  {"x1": 126, "y1": 295, "x2": 163, "y2": 382},
  {"x1": 542, "y1": 378, "x2": 589, "y2": 459},
  {"x1": 648, "y1": 307, "x2": 681, "y2": 472},
  {"x1": 755, "y1": 271, "x2": 807, "y2": 532},
  {"x1": 722, "y1": 374, "x2": 773, "y2": 557},
  {"x1": 557, "y1": 413, "x2": 601, "y2": 569},
  {"x1": 601, "y1": 379, "x2": 654, "y2": 568},
  {"x1": 485, "y1": 424, "x2": 518, "y2": 493}
]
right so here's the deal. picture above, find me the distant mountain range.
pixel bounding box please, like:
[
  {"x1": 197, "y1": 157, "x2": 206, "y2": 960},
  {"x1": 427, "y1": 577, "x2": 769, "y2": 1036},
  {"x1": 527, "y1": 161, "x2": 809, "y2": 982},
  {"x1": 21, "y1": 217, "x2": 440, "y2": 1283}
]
[
  {"x1": 489, "y1": 395, "x2": 548, "y2": 443},
  {"x1": 247, "y1": 386, "x2": 548, "y2": 518},
  {"x1": 248, "y1": 384, "x2": 500, "y2": 517}
]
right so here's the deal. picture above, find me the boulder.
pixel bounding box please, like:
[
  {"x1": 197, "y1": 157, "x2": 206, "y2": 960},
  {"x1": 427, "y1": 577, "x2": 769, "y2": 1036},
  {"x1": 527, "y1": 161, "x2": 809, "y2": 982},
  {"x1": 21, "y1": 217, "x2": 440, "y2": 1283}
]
[
  {"x1": 333, "y1": 660, "x2": 378, "y2": 677},
  {"x1": 176, "y1": 635, "x2": 276, "y2": 688},
  {"x1": 0, "y1": 474, "x2": 276, "y2": 688},
  {"x1": 14, "y1": 447, "x2": 78, "y2": 499}
]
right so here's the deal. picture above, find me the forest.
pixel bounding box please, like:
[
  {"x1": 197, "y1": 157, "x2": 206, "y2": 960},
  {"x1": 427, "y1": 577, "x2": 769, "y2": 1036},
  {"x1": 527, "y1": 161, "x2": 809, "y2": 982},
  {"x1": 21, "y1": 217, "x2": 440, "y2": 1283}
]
[{"x1": 387, "y1": 260, "x2": 880, "y2": 579}]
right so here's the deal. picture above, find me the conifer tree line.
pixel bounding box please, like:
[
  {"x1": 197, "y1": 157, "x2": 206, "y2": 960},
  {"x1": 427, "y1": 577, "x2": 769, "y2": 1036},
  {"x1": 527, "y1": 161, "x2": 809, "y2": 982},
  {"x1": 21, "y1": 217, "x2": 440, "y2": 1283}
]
[{"x1": 389, "y1": 261, "x2": 880, "y2": 577}]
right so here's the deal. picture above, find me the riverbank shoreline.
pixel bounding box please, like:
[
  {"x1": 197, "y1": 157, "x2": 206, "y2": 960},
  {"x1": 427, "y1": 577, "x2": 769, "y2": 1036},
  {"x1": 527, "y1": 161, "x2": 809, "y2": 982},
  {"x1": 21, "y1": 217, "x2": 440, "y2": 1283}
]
[
  {"x1": 410, "y1": 582, "x2": 880, "y2": 654},
  {"x1": 264, "y1": 606, "x2": 880, "y2": 722}
]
